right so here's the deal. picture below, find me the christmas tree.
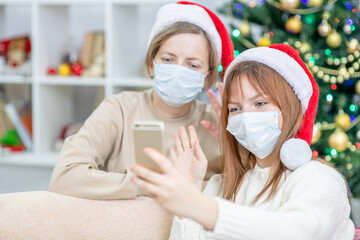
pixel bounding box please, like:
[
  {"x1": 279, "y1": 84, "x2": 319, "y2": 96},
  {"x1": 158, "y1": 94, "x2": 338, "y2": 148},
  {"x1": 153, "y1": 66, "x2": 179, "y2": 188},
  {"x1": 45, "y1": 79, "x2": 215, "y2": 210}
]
[{"x1": 219, "y1": 0, "x2": 360, "y2": 197}]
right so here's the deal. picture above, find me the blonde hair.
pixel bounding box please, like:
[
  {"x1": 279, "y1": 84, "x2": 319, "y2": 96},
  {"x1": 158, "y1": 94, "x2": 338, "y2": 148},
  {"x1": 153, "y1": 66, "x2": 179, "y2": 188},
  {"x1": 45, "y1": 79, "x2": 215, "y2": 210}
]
[
  {"x1": 220, "y1": 61, "x2": 336, "y2": 204},
  {"x1": 145, "y1": 22, "x2": 219, "y2": 88}
]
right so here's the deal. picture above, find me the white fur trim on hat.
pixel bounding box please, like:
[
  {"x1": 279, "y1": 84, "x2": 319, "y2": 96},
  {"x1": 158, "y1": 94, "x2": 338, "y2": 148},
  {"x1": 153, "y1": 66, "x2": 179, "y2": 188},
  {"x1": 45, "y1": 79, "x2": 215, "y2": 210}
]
[
  {"x1": 280, "y1": 138, "x2": 312, "y2": 170},
  {"x1": 224, "y1": 47, "x2": 313, "y2": 114},
  {"x1": 148, "y1": 3, "x2": 222, "y2": 62}
]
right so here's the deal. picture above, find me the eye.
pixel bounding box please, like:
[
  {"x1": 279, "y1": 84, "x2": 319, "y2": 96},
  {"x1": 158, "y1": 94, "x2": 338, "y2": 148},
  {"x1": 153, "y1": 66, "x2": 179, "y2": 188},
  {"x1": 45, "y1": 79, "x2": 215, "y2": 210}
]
[
  {"x1": 255, "y1": 101, "x2": 268, "y2": 107},
  {"x1": 229, "y1": 107, "x2": 241, "y2": 112},
  {"x1": 186, "y1": 61, "x2": 201, "y2": 70},
  {"x1": 161, "y1": 57, "x2": 173, "y2": 63},
  {"x1": 190, "y1": 64, "x2": 199, "y2": 69}
]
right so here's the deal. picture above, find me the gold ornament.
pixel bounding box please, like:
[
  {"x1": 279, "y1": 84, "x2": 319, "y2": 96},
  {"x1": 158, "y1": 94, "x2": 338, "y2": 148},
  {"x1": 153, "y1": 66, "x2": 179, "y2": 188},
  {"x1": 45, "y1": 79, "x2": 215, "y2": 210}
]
[
  {"x1": 318, "y1": 20, "x2": 331, "y2": 37},
  {"x1": 257, "y1": 35, "x2": 271, "y2": 47},
  {"x1": 309, "y1": 0, "x2": 323, "y2": 7},
  {"x1": 347, "y1": 39, "x2": 359, "y2": 54},
  {"x1": 328, "y1": 129, "x2": 349, "y2": 152},
  {"x1": 356, "y1": 80, "x2": 360, "y2": 95},
  {"x1": 335, "y1": 112, "x2": 351, "y2": 131},
  {"x1": 299, "y1": 41, "x2": 311, "y2": 53},
  {"x1": 58, "y1": 64, "x2": 71, "y2": 76},
  {"x1": 239, "y1": 21, "x2": 251, "y2": 37},
  {"x1": 312, "y1": 124, "x2": 322, "y2": 144},
  {"x1": 326, "y1": 31, "x2": 342, "y2": 48},
  {"x1": 280, "y1": 0, "x2": 300, "y2": 9},
  {"x1": 285, "y1": 16, "x2": 302, "y2": 34}
]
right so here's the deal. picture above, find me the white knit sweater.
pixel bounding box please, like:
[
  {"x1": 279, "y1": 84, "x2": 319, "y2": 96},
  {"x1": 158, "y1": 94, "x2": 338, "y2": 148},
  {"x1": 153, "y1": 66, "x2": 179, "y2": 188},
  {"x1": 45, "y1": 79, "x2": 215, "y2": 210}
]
[{"x1": 169, "y1": 161, "x2": 355, "y2": 240}]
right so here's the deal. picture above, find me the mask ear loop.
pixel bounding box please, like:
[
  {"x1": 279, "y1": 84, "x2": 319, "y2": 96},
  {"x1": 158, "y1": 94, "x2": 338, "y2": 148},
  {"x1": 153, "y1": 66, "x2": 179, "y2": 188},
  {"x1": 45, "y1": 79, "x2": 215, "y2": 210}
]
[
  {"x1": 150, "y1": 60, "x2": 158, "y2": 79},
  {"x1": 201, "y1": 70, "x2": 212, "y2": 92}
]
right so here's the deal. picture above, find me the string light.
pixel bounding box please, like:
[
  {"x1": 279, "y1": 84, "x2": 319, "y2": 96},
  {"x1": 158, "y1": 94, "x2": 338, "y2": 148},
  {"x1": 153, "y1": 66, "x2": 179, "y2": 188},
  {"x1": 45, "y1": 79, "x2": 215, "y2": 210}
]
[
  {"x1": 264, "y1": 0, "x2": 338, "y2": 14},
  {"x1": 326, "y1": 94, "x2": 333, "y2": 102},
  {"x1": 232, "y1": 29, "x2": 241, "y2": 37},
  {"x1": 350, "y1": 104, "x2": 358, "y2": 112},
  {"x1": 330, "y1": 149, "x2": 338, "y2": 156},
  {"x1": 218, "y1": 64, "x2": 223, "y2": 73},
  {"x1": 312, "y1": 150, "x2": 319, "y2": 158},
  {"x1": 234, "y1": 50, "x2": 240, "y2": 57}
]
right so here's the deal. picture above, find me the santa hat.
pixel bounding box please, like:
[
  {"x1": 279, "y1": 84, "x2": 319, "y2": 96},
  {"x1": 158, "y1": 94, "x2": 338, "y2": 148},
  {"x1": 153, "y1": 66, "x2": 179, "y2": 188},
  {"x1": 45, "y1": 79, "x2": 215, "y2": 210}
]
[
  {"x1": 148, "y1": 1, "x2": 234, "y2": 76},
  {"x1": 224, "y1": 44, "x2": 319, "y2": 170}
]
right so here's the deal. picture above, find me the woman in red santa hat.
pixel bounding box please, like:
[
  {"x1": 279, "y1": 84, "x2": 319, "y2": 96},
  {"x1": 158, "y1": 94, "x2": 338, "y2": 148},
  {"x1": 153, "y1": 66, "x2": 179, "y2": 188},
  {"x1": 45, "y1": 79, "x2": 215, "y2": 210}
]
[
  {"x1": 50, "y1": 1, "x2": 234, "y2": 200},
  {"x1": 131, "y1": 44, "x2": 355, "y2": 239}
]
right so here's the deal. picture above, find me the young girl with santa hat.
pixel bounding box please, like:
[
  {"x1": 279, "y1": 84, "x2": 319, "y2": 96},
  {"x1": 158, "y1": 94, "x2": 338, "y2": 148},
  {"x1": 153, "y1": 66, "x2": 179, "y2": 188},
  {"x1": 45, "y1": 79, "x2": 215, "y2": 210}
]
[
  {"x1": 131, "y1": 44, "x2": 355, "y2": 239},
  {"x1": 49, "y1": 1, "x2": 234, "y2": 200}
]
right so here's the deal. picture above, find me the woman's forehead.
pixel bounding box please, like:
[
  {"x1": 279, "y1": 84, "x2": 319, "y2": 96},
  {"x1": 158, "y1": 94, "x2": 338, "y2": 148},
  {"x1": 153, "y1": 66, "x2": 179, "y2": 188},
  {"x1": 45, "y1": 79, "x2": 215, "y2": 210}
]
[{"x1": 229, "y1": 75, "x2": 262, "y2": 99}]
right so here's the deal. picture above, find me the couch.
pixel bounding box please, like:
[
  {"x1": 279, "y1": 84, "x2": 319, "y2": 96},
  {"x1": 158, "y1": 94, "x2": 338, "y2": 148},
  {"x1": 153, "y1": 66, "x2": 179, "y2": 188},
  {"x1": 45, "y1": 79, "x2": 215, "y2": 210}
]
[
  {"x1": 1, "y1": 191, "x2": 359, "y2": 240},
  {"x1": 0, "y1": 191, "x2": 173, "y2": 240}
]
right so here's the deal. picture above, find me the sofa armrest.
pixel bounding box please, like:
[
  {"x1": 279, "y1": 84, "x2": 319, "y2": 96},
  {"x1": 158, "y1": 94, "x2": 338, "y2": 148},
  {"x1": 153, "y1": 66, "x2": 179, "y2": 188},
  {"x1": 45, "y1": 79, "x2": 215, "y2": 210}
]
[{"x1": 0, "y1": 191, "x2": 173, "y2": 240}]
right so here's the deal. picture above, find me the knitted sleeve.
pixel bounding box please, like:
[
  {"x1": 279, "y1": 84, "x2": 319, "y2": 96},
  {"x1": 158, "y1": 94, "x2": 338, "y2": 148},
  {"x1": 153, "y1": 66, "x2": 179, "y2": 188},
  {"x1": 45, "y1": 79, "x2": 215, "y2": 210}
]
[
  {"x1": 204, "y1": 162, "x2": 355, "y2": 240},
  {"x1": 168, "y1": 174, "x2": 222, "y2": 240}
]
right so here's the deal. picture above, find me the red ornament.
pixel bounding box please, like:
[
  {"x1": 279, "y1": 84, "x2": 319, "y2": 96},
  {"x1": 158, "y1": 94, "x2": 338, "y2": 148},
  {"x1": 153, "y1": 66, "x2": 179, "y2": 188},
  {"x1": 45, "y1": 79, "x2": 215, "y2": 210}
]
[
  {"x1": 47, "y1": 66, "x2": 57, "y2": 75},
  {"x1": 71, "y1": 62, "x2": 83, "y2": 76}
]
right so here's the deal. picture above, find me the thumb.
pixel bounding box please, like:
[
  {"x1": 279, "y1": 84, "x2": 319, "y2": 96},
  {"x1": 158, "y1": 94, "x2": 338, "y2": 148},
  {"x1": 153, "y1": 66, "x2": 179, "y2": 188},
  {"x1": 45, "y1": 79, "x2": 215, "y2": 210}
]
[{"x1": 200, "y1": 120, "x2": 218, "y2": 139}]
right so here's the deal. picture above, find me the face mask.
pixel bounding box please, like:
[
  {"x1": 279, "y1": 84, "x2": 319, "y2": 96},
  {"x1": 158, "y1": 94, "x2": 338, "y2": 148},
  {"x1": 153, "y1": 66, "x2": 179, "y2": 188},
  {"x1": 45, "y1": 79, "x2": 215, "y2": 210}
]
[
  {"x1": 153, "y1": 63, "x2": 205, "y2": 107},
  {"x1": 226, "y1": 111, "x2": 281, "y2": 159}
]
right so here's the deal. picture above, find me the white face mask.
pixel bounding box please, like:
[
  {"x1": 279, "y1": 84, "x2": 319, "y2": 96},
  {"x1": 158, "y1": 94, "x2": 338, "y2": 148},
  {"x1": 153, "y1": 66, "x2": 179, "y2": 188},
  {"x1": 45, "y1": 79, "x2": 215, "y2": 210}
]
[
  {"x1": 153, "y1": 63, "x2": 205, "y2": 107},
  {"x1": 226, "y1": 111, "x2": 282, "y2": 159}
]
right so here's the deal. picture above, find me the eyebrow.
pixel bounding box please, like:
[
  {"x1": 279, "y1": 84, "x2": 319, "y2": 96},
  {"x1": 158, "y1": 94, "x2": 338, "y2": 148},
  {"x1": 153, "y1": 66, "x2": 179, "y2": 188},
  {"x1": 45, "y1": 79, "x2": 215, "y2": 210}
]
[
  {"x1": 228, "y1": 93, "x2": 264, "y2": 104},
  {"x1": 159, "y1": 51, "x2": 177, "y2": 57},
  {"x1": 159, "y1": 51, "x2": 204, "y2": 64}
]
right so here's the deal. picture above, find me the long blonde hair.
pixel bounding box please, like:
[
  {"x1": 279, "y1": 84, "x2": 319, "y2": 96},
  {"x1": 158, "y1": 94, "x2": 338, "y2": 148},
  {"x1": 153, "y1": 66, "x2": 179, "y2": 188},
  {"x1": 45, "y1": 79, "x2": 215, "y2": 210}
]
[{"x1": 220, "y1": 61, "x2": 320, "y2": 203}]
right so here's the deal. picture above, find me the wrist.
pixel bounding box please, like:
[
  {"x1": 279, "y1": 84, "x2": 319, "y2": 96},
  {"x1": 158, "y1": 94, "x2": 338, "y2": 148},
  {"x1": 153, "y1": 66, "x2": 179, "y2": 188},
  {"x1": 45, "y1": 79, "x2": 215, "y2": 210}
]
[{"x1": 189, "y1": 192, "x2": 218, "y2": 231}]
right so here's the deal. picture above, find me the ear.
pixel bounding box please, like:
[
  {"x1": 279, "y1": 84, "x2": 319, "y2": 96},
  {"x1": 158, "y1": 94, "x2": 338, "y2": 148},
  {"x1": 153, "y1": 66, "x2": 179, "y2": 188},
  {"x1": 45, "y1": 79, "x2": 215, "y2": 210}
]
[
  {"x1": 202, "y1": 71, "x2": 213, "y2": 90},
  {"x1": 148, "y1": 61, "x2": 154, "y2": 78}
]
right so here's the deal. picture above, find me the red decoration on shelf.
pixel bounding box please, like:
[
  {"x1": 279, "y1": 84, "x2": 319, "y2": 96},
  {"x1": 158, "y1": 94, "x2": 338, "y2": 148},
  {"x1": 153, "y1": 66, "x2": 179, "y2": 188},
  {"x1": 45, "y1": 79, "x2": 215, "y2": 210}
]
[
  {"x1": 47, "y1": 66, "x2": 57, "y2": 75},
  {"x1": 71, "y1": 62, "x2": 83, "y2": 76}
]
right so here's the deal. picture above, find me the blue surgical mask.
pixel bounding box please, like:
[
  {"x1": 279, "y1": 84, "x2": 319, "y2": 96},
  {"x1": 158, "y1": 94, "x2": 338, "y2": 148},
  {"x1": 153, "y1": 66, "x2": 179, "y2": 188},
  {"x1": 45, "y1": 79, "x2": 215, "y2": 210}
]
[
  {"x1": 226, "y1": 111, "x2": 282, "y2": 159},
  {"x1": 153, "y1": 63, "x2": 205, "y2": 107}
]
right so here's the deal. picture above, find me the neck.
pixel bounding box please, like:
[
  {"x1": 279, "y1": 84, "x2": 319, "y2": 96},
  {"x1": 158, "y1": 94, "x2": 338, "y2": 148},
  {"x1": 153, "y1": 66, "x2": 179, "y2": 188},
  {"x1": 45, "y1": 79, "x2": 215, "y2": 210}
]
[
  {"x1": 255, "y1": 156, "x2": 275, "y2": 168},
  {"x1": 152, "y1": 91, "x2": 193, "y2": 119}
]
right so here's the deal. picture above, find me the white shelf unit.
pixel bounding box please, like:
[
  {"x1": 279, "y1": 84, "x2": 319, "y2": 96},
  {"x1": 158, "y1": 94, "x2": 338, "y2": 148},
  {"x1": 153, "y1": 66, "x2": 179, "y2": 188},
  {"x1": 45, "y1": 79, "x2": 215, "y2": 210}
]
[{"x1": 0, "y1": 0, "x2": 175, "y2": 167}]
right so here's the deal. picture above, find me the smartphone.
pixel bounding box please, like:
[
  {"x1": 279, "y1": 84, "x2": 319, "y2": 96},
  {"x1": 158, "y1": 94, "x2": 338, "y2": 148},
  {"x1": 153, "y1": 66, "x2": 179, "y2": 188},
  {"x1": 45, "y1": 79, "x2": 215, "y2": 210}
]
[{"x1": 132, "y1": 121, "x2": 165, "y2": 173}]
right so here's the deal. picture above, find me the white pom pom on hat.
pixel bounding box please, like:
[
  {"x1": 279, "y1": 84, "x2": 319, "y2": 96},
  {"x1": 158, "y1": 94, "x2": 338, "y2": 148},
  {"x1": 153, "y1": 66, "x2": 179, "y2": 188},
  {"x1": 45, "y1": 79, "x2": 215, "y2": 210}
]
[
  {"x1": 224, "y1": 44, "x2": 320, "y2": 170},
  {"x1": 148, "y1": 1, "x2": 235, "y2": 76}
]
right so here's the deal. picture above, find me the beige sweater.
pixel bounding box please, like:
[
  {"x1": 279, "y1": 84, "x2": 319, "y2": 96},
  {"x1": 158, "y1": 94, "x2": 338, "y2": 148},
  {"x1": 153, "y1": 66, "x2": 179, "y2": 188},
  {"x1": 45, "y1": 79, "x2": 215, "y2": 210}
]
[{"x1": 50, "y1": 89, "x2": 220, "y2": 200}]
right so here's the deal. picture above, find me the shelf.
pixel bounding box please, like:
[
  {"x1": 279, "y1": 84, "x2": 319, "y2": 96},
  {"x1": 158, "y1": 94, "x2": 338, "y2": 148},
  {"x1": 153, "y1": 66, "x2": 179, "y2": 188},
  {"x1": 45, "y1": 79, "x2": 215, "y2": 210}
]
[
  {"x1": 0, "y1": 75, "x2": 32, "y2": 84},
  {"x1": 38, "y1": 76, "x2": 106, "y2": 86},
  {"x1": 0, "y1": 152, "x2": 58, "y2": 167},
  {"x1": 0, "y1": 0, "x2": 168, "y2": 166}
]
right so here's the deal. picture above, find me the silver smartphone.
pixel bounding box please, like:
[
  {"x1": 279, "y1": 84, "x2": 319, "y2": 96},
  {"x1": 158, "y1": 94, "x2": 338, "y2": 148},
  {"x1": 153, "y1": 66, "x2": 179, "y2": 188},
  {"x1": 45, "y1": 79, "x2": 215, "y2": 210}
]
[{"x1": 132, "y1": 121, "x2": 165, "y2": 173}]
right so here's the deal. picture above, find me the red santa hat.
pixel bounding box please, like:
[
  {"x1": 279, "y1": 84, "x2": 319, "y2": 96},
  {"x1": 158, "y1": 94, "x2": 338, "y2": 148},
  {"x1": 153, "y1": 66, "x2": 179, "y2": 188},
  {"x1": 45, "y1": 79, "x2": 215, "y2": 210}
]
[
  {"x1": 148, "y1": 1, "x2": 235, "y2": 76},
  {"x1": 224, "y1": 44, "x2": 319, "y2": 170}
]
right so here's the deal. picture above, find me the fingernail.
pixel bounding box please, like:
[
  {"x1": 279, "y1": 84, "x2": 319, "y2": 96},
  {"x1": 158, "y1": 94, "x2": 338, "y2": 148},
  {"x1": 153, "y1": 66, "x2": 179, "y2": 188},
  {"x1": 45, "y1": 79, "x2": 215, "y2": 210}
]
[{"x1": 130, "y1": 165, "x2": 135, "y2": 171}]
